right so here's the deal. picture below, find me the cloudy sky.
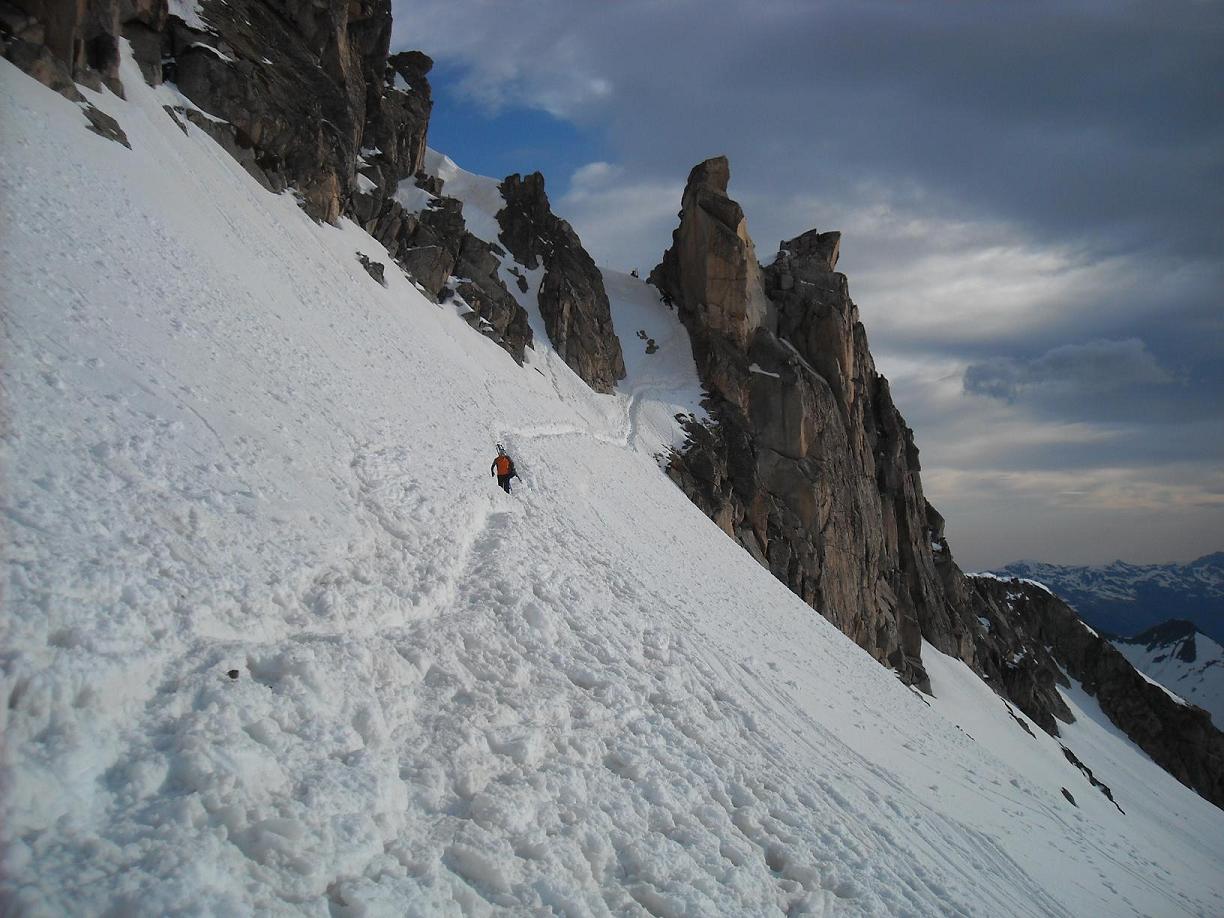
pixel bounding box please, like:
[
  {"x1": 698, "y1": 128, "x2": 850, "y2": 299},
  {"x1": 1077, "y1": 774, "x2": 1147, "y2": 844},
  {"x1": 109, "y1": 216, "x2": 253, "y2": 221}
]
[{"x1": 391, "y1": 0, "x2": 1223, "y2": 570}]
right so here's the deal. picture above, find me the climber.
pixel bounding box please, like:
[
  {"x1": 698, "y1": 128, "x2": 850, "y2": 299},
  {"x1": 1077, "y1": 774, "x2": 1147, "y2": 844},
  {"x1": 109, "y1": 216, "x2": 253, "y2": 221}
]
[{"x1": 490, "y1": 444, "x2": 518, "y2": 494}]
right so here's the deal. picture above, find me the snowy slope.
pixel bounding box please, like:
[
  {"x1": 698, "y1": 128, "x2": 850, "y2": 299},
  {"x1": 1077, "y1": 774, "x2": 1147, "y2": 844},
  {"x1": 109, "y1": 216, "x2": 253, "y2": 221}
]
[
  {"x1": 3, "y1": 49, "x2": 1224, "y2": 916},
  {"x1": 1114, "y1": 623, "x2": 1224, "y2": 729}
]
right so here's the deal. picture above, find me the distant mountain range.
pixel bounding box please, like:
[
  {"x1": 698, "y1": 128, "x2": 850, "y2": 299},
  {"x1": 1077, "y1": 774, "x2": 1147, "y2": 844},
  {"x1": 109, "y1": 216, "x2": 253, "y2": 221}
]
[
  {"x1": 1114, "y1": 621, "x2": 1224, "y2": 729},
  {"x1": 996, "y1": 552, "x2": 1224, "y2": 643}
]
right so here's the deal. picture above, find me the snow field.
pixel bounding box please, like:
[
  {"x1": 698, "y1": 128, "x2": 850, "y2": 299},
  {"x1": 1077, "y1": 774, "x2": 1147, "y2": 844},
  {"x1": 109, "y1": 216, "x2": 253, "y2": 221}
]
[{"x1": 3, "y1": 47, "x2": 1224, "y2": 916}]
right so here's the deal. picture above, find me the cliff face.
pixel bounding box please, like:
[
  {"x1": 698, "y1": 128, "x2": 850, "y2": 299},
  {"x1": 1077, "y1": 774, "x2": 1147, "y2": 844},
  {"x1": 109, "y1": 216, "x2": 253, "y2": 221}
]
[
  {"x1": 651, "y1": 157, "x2": 946, "y2": 688},
  {"x1": 652, "y1": 157, "x2": 1224, "y2": 808},
  {"x1": 2, "y1": 0, "x2": 426, "y2": 218}
]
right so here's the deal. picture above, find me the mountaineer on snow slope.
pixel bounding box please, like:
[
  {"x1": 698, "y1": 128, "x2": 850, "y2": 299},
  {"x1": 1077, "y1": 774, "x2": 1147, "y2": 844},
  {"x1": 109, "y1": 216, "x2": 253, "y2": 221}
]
[{"x1": 491, "y1": 444, "x2": 518, "y2": 494}]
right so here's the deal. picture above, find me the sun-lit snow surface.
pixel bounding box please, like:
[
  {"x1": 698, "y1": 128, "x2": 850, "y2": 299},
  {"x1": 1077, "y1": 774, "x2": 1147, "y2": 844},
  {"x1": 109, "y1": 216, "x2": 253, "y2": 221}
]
[
  {"x1": 3, "y1": 50, "x2": 1224, "y2": 916},
  {"x1": 1115, "y1": 631, "x2": 1224, "y2": 729}
]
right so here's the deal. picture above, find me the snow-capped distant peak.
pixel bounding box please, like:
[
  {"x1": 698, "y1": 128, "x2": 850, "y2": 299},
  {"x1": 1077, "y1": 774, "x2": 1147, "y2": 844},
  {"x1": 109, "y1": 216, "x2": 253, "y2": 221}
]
[{"x1": 994, "y1": 554, "x2": 1224, "y2": 643}]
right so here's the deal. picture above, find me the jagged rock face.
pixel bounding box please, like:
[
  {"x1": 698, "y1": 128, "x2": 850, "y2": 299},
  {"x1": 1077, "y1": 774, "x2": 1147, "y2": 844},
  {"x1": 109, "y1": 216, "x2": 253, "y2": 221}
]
[
  {"x1": 371, "y1": 51, "x2": 432, "y2": 178},
  {"x1": 0, "y1": 0, "x2": 153, "y2": 95},
  {"x1": 654, "y1": 156, "x2": 1224, "y2": 807},
  {"x1": 1, "y1": 0, "x2": 161, "y2": 140},
  {"x1": 649, "y1": 157, "x2": 769, "y2": 353},
  {"x1": 947, "y1": 575, "x2": 1075, "y2": 735},
  {"x1": 399, "y1": 245, "x2": 452, "y2": 299},
  {"x1": 654, "y1": 157, "x2": 961, "y2": 687},
  {"x1": 497, "y1": 173, "x2": 625, "y2": 393},
  {"x1": 453, "y1": 233, "x2": 532, "y2": 364},
  {"x1": 168, "y1": 0, "x2": 406, "y2": 222},
  {"x1": 4, "y1": 0, "x2": 430, "y2": 223},
  {"x1": 367, "y1": 192, "x2": 531, "y2": 362}
]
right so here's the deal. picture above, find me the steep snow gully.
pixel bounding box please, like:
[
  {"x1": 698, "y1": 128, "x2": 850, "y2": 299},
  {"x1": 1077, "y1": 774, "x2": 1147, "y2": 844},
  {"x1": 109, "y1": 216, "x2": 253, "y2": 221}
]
[{"x1": 3, "y1": 50, "x2": 1224, "y2": 916}]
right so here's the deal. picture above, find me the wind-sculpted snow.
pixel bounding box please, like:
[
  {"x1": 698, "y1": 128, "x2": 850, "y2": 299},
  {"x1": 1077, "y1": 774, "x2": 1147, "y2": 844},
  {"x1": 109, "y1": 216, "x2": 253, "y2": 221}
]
[{"x1": 3, "y1": 52, "x2": 1224, "y2": 916}]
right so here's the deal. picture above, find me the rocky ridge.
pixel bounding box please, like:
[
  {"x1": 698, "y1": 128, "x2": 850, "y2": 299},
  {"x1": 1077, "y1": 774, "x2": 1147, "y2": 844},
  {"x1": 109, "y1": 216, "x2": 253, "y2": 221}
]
[
  {"x1": 1114, "y1": 620, "x2": 1224, "y2": 728},
  {"x1": 975, "y1": 580, "x2": 1224, "y2": 807},
  {"x1": 651, "y1": 157, "x2": 1224, "y2": 808}
]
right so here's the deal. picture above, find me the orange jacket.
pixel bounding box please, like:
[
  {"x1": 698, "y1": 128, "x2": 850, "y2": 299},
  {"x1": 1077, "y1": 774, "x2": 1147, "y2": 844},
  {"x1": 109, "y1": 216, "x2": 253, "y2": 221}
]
[{"x1": 493, "y1": 454, "x2": 512, "y2": 476}]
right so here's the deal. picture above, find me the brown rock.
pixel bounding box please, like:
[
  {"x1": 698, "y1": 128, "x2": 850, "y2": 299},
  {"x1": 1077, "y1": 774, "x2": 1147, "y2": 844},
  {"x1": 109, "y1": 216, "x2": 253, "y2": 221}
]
[
  {"x1": 654, "y1": 157, "x2": 939, "y2": 687},
  {"x1": 400, "y1": 245, "x2": 452, "y2": 300},
  {"x1": 650, "y1": 156, "x2": 769, "y2": 353}
]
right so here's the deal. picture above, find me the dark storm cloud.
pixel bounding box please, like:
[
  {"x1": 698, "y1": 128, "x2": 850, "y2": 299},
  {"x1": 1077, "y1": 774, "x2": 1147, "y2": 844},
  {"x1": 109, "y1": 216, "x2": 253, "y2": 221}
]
[
  {"x1": 394, "y1": 0, "x2": 1224, "y2": 262},
  {"x1": 392, "y1": 0, "x2": 1224, "y2": 566}
]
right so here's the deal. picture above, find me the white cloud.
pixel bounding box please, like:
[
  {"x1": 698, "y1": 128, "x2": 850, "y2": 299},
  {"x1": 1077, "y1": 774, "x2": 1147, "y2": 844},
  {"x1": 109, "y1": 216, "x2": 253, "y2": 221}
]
[
  {"x1": 557, "y1": 168, "x2": 683, "y2": 274},
  {"x1": 568, "y1": 161, "x2": 623, "y2": 192},
  {"x1": 393, "y1": 1, "x2": 618, "y2": 118}
]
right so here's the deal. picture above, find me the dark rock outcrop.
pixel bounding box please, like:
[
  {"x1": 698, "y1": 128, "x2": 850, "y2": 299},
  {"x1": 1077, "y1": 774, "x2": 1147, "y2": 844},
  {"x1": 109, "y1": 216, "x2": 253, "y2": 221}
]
[
  {"x1": 497, "y1": 172, "x2": 625, "y2": 392},
  {"x1": 1117, "y1": 619, "x2": 1201, "y2": 665},
  {"x1": 451, "y1": 232, "x2": 531, "y2": 363},
  {"x1": 165, "y1": 0, "x2": 413, "y2": 222},
  {"x1": 356, "y1": 252, "x2": 386, "y2": 286},
  {"x1": 2, "y1": 0, "x2": 429, "y2": 220},
  {"x1": 970, "y1": 576, "x2": 1224, "y2": 809},
  {"x1": 383, "y1": 194, "x2": 532, "y2": 361},
  {"x1": 400, "y1": 244, "x2": 452, "y2": 300},
  {"x1": 0, "y1": 0, "x2": 160, "y2": 96},
  {"x1": 0, "y1": 0, "x2": 146, "y2": 142}
]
